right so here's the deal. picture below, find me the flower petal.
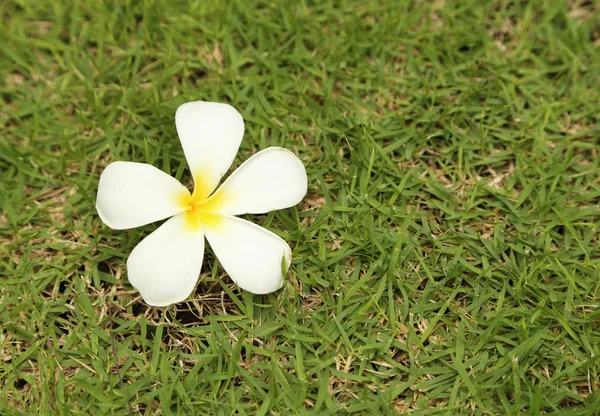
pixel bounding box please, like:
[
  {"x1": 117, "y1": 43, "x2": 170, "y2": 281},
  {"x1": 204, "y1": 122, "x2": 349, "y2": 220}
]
[
  {"x1": 127, "y1": 214, "x2": 205, "y2": 306},
  {"x1": 209, "y1": 147, "x2": 307, "y2": 215},
  {"x1": 175, "y1": 101, "x2": 244, "y2": 200},
  {"x1": 96, "y1": 162, "x2": 189, "y2": 230},
  {"x1": 203, "y1": 216, "x2": 290, "y2": 294}
]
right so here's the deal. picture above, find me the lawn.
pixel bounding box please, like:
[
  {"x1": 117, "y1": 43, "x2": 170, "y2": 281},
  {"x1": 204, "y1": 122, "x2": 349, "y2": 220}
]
[{"x1": 1, "y1": 0, "x2": 599, "y2": 414}]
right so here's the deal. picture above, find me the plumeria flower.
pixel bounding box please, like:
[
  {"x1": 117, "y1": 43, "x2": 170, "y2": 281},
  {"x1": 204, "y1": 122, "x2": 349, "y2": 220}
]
[{"x1": 96, "y1": 101, "x2": 307, "y2": 306}]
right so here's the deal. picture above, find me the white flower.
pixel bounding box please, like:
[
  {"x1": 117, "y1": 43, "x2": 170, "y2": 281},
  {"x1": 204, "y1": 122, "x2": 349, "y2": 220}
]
[{"x1": 96, "y1": 101, "x2": 307, "y2": 306}]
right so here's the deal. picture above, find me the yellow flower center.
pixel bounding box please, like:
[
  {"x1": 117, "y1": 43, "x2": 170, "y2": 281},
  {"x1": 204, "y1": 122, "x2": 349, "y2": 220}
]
[{"x1": 178, "y1": 174, "x2": 229, "y2": 230}]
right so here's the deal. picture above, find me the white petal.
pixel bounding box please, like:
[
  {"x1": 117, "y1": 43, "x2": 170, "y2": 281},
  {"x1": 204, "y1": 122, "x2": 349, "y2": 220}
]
[
  {"x1": 127, "y1": 214, "x2": 204, "y2": 307},
  {"x1": 203, "y1": 216, "x2": 290, "y2": 294},
  {"x1": 175, "y1": 101, "x2": 244, "y2": 200},
  {"x1": 96, "y1": 162, "x2": 189, "y2": 230},
  {"x1": 209, "y1": 147, "x2": 307, "y2": 216}
]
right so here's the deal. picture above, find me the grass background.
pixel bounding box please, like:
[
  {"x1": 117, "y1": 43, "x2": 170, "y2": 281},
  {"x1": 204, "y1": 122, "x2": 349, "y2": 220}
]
[{"x1": 1, "y1": 0, "x2": 599, "y2": 414}]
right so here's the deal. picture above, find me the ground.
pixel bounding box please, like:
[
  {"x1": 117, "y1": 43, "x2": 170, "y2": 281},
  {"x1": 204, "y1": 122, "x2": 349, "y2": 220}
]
[{"x1": 1, "y1": 0, "x2": 599, "y2": 414}]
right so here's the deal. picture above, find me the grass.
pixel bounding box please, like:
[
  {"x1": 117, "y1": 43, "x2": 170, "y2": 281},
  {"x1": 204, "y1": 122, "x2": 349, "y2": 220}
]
[{"x1": 1, "y1": 0, "x2": 599, "y2": 414}]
